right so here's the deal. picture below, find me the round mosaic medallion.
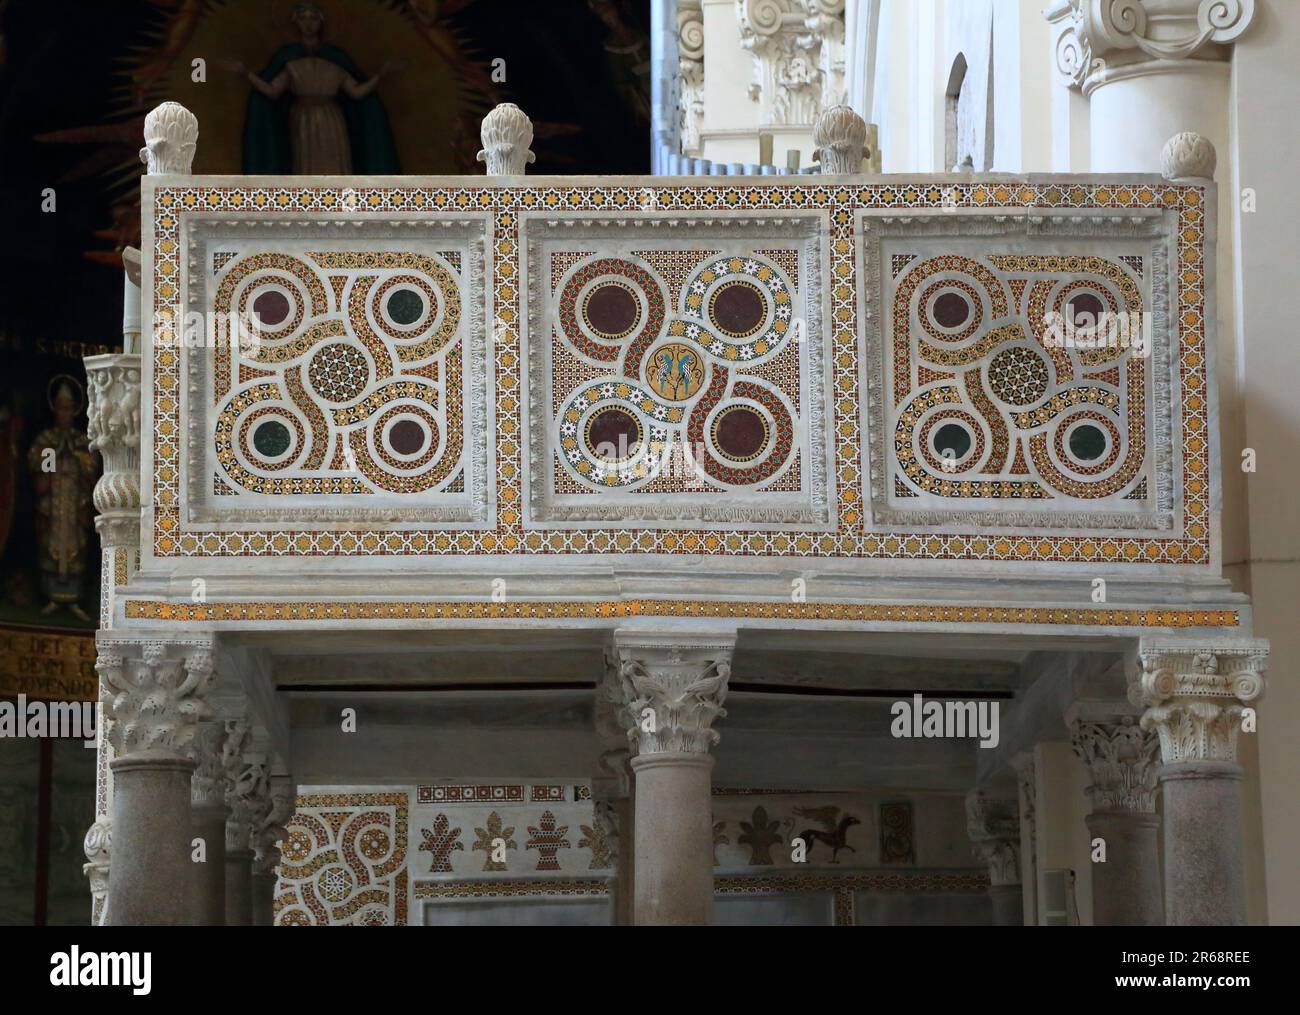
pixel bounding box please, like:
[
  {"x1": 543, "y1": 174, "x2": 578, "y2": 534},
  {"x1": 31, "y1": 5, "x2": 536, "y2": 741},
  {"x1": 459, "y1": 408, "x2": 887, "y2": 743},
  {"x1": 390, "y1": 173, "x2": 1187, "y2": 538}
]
[
  {"x1": 307, "y1": 342, "x2": 370, "y2": 403},
  {"x1": 583, "y1": 282, "x2": 640, "y2": 339},
  {"x1": 586, "y1": 407, "x2": 642, "y2": 460},
  {"x1": 933, "y1": 422, "x2": 973, "y2": 462},
  {"x1": 252, "y1": 289, "x2": 290, "y2": 327},
  {"x1": 987, "y1": 346, "x2": 1050, "y2": 406},
  {"x1": 647, "y1": 342, "x2": 705, "y2": 401},
  {"x1": 708, "y1": 279, "x2": 766, "y2": 338},
  {"x1": 711, "y1": 405, "x2": 769, "y2": 462},
  {"x1": 931, "y1": 291, "x2": 971, "y2": 329},
  {"x1": 1068, "y1": 292, "x2": 1106, "y2": 328},
  {"x1": 386, "y1": 417, "x2": 428, "y2": 457},
  {"x1": 359, "y1": 828, "x2": 390, "y2": 861},
  {"x1": 386, "y1": 286, "x2": 425, "y2": 325},
  {"x1": 316, "y1": 865, "x2": 354, "y2": 903},
  {"x1": 251, "y1": 419, "x2": 291, "y2": 458},
  {"x1": 282, "y1": 828, "x2": 312, "y2": 863},
  {"x1": 1068, "y1": 423, "x2": 1107, "y2": 462}
]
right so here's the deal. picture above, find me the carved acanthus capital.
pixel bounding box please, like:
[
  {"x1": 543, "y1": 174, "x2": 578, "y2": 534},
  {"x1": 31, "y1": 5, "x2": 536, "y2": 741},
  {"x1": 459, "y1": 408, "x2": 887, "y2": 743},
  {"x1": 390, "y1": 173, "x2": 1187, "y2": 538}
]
[
  {"x1": 84, "y1": 354, "x2": 141, "y2": 522},
  {"x1": 98, "y1": 635, "x2": 216, "y2": 761},
  {"x1": 140, "y1": 101, "x2": 198, "y2": 175},
  {"x1": 613, "y1": 632, "x2": 734, "y2": 756},
  {"x1": 253, "y1": 775, "x2": 294, "y2": 876},
  {"x1": 966, "y1": 789, "x2": 1020, "y2": 886},
  {"x1": 1051, "y1": 1, "x2": 1255, "y2": 94},
  {"x1": 189, "y1": 721, "x2": 230, "y2": 810},
  {"x1": 1133, "y1": 640, "x2": 1268, "y2": 764},
  {"x1": 678, "y1": 0, "x2": 705, "y2": 155},
  {"x1": 1068, "y1": 709, "x2": 1159, "y2": 812},
  {"x1": 477, "y1": 103, "x2": 535, "y2": 176}
]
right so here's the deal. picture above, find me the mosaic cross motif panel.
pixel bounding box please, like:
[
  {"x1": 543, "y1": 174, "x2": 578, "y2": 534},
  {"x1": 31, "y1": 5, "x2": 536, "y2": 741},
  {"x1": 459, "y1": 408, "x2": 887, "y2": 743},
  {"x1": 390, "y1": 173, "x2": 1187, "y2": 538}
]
[{"x1": 147, "y1": 178, "x2": 1211, "y2": 566}]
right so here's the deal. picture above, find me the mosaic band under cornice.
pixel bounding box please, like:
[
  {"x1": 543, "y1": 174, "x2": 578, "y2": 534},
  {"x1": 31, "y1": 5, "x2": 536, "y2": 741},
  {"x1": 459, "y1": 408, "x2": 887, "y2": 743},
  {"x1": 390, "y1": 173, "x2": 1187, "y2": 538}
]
[{"x1": 147, "y1": 180, "x2": 1211, "y2": 565}]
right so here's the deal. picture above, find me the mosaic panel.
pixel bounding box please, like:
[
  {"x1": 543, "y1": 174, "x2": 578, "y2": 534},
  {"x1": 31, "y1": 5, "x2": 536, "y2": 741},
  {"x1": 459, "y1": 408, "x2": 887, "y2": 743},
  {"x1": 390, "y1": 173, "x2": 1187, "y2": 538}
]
[
  {"x1": 145, "y1": 179, "x2": 1212, "y2": 567},
  {"x1": 273, "y1": 791, "x2": 409, "y2": 926}
]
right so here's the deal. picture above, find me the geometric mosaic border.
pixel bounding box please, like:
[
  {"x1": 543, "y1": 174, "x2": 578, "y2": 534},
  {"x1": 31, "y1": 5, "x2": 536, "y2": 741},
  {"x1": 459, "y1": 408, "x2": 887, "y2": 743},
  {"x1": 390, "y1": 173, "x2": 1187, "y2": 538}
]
[
  {"x1": 123, "y1": 598, "x2": 1239, "y2": 627},
  {"x1": 147, "y1": 179, "x2": 1214, "y2": 566}
]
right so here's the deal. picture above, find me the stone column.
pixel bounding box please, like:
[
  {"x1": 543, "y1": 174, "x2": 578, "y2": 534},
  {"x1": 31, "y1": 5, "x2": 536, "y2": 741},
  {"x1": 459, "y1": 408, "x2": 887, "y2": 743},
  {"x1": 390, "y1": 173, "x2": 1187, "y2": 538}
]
[
  {"x1": 613, "y1": 631, "x2": 734, "y2": 926},
  {"x1": 251, "y1": 774, "x2": 294, "y2": 926},
  {"x1": 966, "y1": 789, "x2": 1023, "y2": 926},
  {"x1": 221, "y1": 718, "x2": 259, "y2": 926},
  {"x1": 594, "y1": 652, "x2": 636, "y2": 925},
  {"x1": 1067, "y1": 705, "x2": 1162, "y2": 925},
  {"x1": 188, "y1": 721, "x2": 229, "y2": 925},
  {"x1": 1010, "y1": 752, "x2": 1039, "y2": 926},
  {"x1": 99, "y1": 634, "x2": 215, "y2": 925},
  {"x1": 1134, "y1": 640, "x2": 1268, "y2": 925}
]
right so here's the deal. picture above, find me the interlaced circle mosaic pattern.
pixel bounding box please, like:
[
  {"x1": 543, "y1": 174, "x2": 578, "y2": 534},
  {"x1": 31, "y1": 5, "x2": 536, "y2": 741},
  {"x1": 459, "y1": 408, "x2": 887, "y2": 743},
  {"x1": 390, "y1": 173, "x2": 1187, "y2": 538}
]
[
  {"x1": 149, "y1": 180, "x2": 1210, "y2": 566},
  {"x1": 552, "y1": 252, "x2": 799, "y2": 491},
  {"x1": 211, "y1": 249, "x2": 464, "y2": 497}
]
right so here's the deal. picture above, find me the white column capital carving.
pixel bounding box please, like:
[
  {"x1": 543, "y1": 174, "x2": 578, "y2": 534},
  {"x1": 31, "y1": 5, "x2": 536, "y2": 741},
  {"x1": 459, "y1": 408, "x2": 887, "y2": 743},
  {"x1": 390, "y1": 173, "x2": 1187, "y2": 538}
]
[
  {"x1": 253, "y1": 775, "x2": 294, "y2": 877},
  {"x1": 737, "y1": 0, "x2": 837, "y2": 126},
  {"x1": 612, "y1": 631, "x2": 734, "y2": 756},
  {"x1": 1067, "y1": 705, "x2": 1159, "y2": 813},
  {"x1": 1132, "y1": 640, "x2": 1268, "y2": 764},
  {"x1": 966, "y1": 789, "x2": 1020, "y2": 887},
  {"x1": 678, "y1": 0, "x2": 705, "y2": 156},
  {"x1": 140, "y1": 101, "x2": 198, "y2": 175},
  {"x1": 1161, "y1": 131, "x2": 1216, "y2": 180},
  {"x1": 83, "y1": 818, "x2": 112, "y2": 925},
  {"x1": 813, "y1": 104, "x2": 869, "y2": 174},
  {"x1": 97, "y1": 634, "x2": 217, "y2": 762},
  {"x1": 1051, "y1": 1, "x2": 1255, "y2": 94},
  {"x1": 189, "y1": 720, "x2": 230, "y2": 810},
  {"x1": 84, "y1": 354, "x2": 141, "y2": 528},
  {"x1": 477, "y1": 103, "x2": 535, "y2": 176}
]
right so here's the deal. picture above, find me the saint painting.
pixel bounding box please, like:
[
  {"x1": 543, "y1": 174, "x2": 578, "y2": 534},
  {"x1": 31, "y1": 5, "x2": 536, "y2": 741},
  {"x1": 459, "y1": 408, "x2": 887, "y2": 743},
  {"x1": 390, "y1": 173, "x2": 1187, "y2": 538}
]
[{"x1": 222, "y1": 2, "x2": 402, "y2": 174}]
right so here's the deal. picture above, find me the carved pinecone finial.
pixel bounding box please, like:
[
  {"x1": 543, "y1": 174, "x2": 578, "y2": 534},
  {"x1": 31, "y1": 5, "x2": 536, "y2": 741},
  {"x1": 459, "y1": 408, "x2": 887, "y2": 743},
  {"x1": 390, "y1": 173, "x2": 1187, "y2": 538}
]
[
  {"x1": 140, "y1": 101, "x2": 199, "y2": 175},
  {"x1": 1161, "y1": 131, "x2": 1216, "y2": 181},
  {"x1": 813, "y1": 104, "x2": 868, "y2": 175},
  {"x1": 477, "y1": 102, "x2": 536, "y2": 176}
]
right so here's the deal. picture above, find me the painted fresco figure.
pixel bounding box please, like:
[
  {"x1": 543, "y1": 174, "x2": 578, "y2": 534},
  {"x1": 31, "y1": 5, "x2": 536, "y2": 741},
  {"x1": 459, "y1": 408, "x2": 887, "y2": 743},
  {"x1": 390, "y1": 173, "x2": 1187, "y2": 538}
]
[
  {"x1": 221, "y1": 2, "x2": 402, "y2": 174},
  {"x1": 25, "y1": 379, "x2": 96, "y2": 620}
]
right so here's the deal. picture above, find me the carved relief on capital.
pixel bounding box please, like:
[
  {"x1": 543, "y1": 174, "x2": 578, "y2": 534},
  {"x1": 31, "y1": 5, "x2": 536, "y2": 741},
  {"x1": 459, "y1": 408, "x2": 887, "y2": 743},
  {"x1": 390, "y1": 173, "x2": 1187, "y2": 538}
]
[
  {"x1": 189, "y1": 721, "x2": 230, "y2": 810},
  {"x1": 1134, "y1": 641, "x2": 1267, "y2": 764},
  {"x1": 613, "y1": 634, "x2": 734, "y2": 755},
  {"x1": 1054, "y1": 1, "x2": 1255, "y2": 92},
  {"x1": 98, "y1": 636, "x2": 216, "y2": 761},
  {"x1": 737, "y1": 0, "x2": 841, "y2": 125},
  {"x1": 1070, "y1": 714, "x2": 1159, "y2": 812},
  {"x1": 965, "y1": 789, "x2": 1020, "y2": 886},
  {"x1": 85, "y1": 354, "x2": 141, "y2": 521},
  {"x1": 253, "y1": 776, "x2": 294, "y2": 877},
  {"x1": 140, "y1": 101, "x2": 198, "y2": 175},
  {"x1": 83, "y1": 818, "x2": 112, "y2": 925}
]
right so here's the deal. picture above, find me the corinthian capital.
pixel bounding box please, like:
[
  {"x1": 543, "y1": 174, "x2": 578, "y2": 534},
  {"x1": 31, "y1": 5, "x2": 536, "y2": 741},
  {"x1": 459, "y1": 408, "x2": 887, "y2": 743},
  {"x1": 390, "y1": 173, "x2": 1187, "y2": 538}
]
[
  {"x1": 1067, "y1": 705, "x2": 1159, "y2": 812},
  {"x1": 84, "y1": 354, "x2": 141, "y2": 525},
  {"x1": 678, "y1": 0, "x2": 705, "y2": 155},
  {"x1": 738, "y1": 0, "x2": 826, "y2": 125},
  {"x1": 613, "y1": 631, "x2": 734, "y2": 755},
  {"x1": 965, "y1": 789, "x2": 1020, "y2": 887},
  {"x1": 140, "y1": 101, "x2": 198, "y2": 175},
  {"x1": 97, "y1": 634, "x2": 216, "y2": 761},
  {"x1": 253, "y1": 775, "x2": 295, "y2": 877},
  {"x1": 1133, "y1": 640, "x2": 1268, "y2": 764},
  {"x1": 1049, "y1": 0, "x2": 1255, "y2": 93}
]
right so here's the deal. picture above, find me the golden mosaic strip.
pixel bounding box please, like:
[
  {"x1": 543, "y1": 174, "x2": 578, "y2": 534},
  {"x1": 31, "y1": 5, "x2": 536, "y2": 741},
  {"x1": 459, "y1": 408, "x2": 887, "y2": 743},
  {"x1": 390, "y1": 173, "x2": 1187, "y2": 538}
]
[
  {"x1": 123, "y1": 599, "x2": 1239, "y2": 628},
  {"x1": 151, "y1": 181, "x2": 1210, "y2": 565}
]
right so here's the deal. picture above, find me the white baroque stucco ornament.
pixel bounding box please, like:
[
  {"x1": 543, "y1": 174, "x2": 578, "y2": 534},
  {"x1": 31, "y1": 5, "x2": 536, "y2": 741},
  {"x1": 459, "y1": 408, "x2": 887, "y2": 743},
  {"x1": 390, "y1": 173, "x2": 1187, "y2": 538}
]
[
  {"x1": 1136, "y1": 641, "x2": 1268, "y2": 763},
  {"x1": 965, "y1": 789, "x2": 1020, "y2": 887},
  {"x1": 1056, "y1": 1, "x2": 1255, "y2": 93},
  {"x1": 813, "y1": 104, "x2": 867, "y2": 174},
  {"x1": 615, "y1": 635, "x2": 733, "y2": 755},
  {"x1": 1070, "y1": 715, "x2": 1159, "y2": 812},
  {"x1": 738, "y1": 0, "x2": 824, "y2": 125},
  {"x1": 98, "y1": 638, "x2": 215, "y2": 759},
  {"x1": 477, "y1": 102, "x2": 535, "y2": 176},
  {"x1": 1161, "y1": 131, "x2": 1216, "y2": 180},
  {"x1": 678, "y1": 0, "x2": 705, "y2": 155},
  {"x1": 139, "y1": 101, "x2": 198, "y2": 175}
]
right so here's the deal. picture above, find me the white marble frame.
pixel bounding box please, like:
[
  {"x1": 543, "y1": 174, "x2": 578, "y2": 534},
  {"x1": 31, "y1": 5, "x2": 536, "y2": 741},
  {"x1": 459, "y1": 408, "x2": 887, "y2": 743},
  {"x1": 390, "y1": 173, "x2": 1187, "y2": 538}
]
[
  {"x1": 857, "y1": 206, "x2": 1179, "y2": 533},
  {"x1": 179, "y1": 213, "x2": 494, "y2": 529},
  {"x1": 521, "y1": 210, "x2": 836, "y2": 530}
]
